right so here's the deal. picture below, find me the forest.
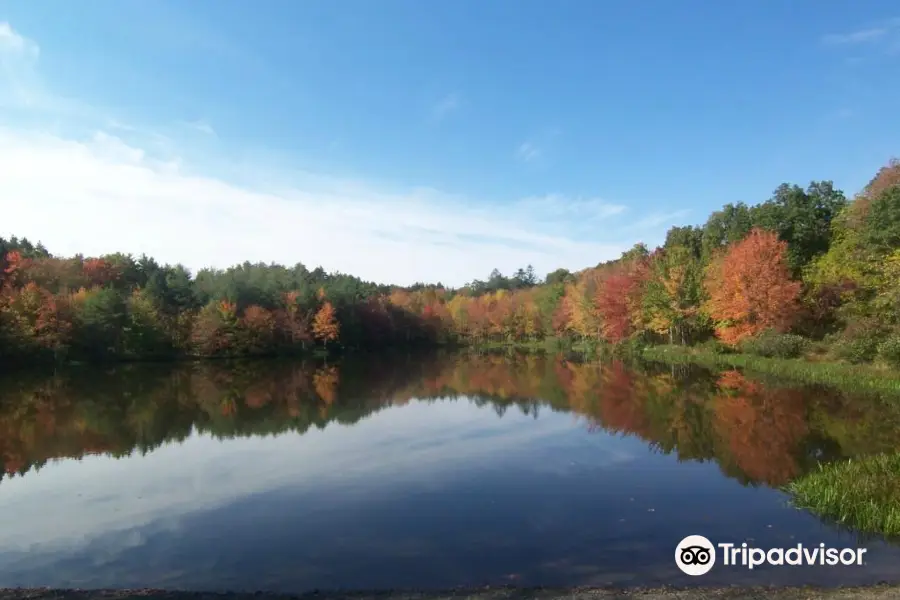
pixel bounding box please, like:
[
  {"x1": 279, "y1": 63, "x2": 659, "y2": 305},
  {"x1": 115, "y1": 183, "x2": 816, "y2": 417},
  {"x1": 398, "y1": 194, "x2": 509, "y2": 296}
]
[{"x1": 2, "y1": 158, "x2": 899, "y2": 367}]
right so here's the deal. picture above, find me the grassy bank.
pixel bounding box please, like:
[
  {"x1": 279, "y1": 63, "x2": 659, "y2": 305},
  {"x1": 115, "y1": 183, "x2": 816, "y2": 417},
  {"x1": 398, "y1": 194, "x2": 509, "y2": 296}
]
[
  {"x1": 642, "y1": 345, "x2": 900, "y2": 396},
  {"x1": 468, "y1": 337, "x2": 597, "y2": 354},
  {"x1": 785, "y1": 453, "x2": 900, "y2": 537}
]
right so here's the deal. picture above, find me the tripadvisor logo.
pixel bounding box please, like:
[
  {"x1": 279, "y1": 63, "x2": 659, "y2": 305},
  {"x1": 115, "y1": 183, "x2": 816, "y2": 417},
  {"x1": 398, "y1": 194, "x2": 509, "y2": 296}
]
[
  {"x1": 675, "y1": 535, "x2": 868, "y2": 576},
  {"x1": 676, "y1": 535, "x2": 716, "y2": 576}
]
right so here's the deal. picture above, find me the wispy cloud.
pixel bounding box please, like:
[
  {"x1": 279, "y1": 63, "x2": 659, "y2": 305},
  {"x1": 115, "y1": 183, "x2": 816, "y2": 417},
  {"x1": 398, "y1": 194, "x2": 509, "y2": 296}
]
[
  {"x1": 0, "y1": 22, "x2": 100, "y2": 121},
  {"x1": 0, "y1": 127, "x2": 647, "y2": 286},
  {"x1": 0, "y1": 22, "x2": 674, "y2": 287},
  {"x1": 0, "y1": 22, "x2": 38, "y2": 56},
  {"x1": 823, "y1": 27, "x2": 890, "y2": 45},
  {"x1": 0, "y1": 22, "x2": 42, "y2": 108},
  {"x1": 431, "y1": 92, "x2": 461, "y2": 121},
  {"x1": 179, "y1": 119, "x2": 216, "y2": 136},
  {"x1": 106, "y1": 118, "x2": 138, "y2": 132},
  {"x1": 516, "y1": 194, "x2": 626, "y2": 222},
  {"x1": 822, "y1": 17, "x2": 900, "y2": 47},
  {"x1": 516, "y1": 141, "x2": 541, "y2": 162},
  {"x1": 515, "y1": 128, "x2": 562, "y2": 164},
  {"x1": 626, "y1": 209, "x2": 691, "y2": 232}
]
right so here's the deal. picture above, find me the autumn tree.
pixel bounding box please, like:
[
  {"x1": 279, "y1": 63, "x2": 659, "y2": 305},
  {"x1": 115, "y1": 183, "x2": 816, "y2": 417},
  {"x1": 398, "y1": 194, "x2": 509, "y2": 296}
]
[
  {"x1": 83, "y1": 258, "x2": 120, "y2": 288},
  {"x1": 703, "y1": 229, "x2": 802, "y2": 345},
  {"x1": 594, "y1": 258, "x2": 649, "y2": 343},
  {"x1": 191, "y1": 300, "x2": 239, "y2": 356},
  {"x1": 2, "y1": 282, "x2": 72, "y2": 359},
  {"x1": 240, "y1": 305, "x2": 276, "y2": 354},
  {"x1": 566, "y1": 277, "x2": 601, "y2": 340},
  {"x1": 0, "y1": 251, "x2": 29, "y2": 293},
  {"x1": 275, "y1": 290, "x2": 312, "y2": 350},
  {"x1": 642, "y1": 245, "x2": 706, "y2": 344},
  {"x1": 312, "y1": 301, "x2": 340, "y2": 349}
]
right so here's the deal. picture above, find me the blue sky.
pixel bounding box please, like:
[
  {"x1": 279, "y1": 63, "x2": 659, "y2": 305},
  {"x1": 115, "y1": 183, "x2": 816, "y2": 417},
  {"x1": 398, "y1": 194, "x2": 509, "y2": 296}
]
[{"x1": 1, "y1": 1, "x2": 899, "y2": 286}]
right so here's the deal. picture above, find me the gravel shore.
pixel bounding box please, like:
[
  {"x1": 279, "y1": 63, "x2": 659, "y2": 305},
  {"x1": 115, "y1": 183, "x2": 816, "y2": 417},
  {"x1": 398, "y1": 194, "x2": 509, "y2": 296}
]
[{"x1": 3, "y1": 587, "x2": 900, "y2": 600}]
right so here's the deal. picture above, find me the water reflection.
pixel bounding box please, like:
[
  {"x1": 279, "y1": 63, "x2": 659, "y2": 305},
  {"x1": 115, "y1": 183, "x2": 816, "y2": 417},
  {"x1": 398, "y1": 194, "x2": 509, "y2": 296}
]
[{"x1": 1, "y1": 352, "x2": 900, "y2": 590}]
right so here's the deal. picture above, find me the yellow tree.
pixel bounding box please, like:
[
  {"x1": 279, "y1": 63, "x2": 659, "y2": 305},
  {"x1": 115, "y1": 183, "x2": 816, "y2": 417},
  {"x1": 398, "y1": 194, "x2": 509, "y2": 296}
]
[
  {"x1": 567, "y1": 277, "x2": 600, "y2": 340},
  {"x1": 642, "y1": 246, "x2": 705, "y2": 344},
  {"x1": 312, "y1": 301, "x2": 340, "y2": 349},
  {"x1": 446, "y1": 294, "x2": 470, "y2": 339}
]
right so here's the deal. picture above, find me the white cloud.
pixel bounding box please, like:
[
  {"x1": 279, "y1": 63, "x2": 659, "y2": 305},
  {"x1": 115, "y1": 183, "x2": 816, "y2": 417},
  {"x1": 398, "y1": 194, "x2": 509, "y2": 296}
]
[
  {"x1": 0, "y1": 21, "x2": 98, "y2": 121},
  {"x1": 516, "y1": 194, "x2": 626, "y2": 222},
  {"x1": 0, "y1": 22, "x2": 672, "y2": 287},
  {"x1": 516, "y1": 141, "x2": 541, "y2": 162},
  {"x1": 0, "y1": 22, "x2": 38, "y2": 57},
  {"x1": 822, "y1": 17, "x2": 900, "y2": 46},
  {"x1": 626, "y1": 209, "x2": 691, "y2": 232},
  {"x1": 823, "y1": 27, "x2": 889, "y2": 45},
  {"x1": 179, "y1": 119, "x2": 216, "y2": 136},
  {"x1": 432, "y1": 92, "x2": 461, "y2": 120},
  {"x1": 0, "y1": 22, "x2": 42, "y2": 108},
  {"x1": 0, "y1": 127, "x2": 643, "y2": 287}
]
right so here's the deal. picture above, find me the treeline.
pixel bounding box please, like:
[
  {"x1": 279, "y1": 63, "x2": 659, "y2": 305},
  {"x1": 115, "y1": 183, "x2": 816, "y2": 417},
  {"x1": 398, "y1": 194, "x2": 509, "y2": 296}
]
[
  {"x1": 2, "y1": 158, "x2": 899, "y2": 366},
  {"x1": 3, "y1": 353, "x2": 900, "y2": 489},
  {"x1": 395, "y1": 159, "x2": 900, "y2": 365},
  {"x1": 0, "y1": 242, "x2": 449, "y2": 364}
]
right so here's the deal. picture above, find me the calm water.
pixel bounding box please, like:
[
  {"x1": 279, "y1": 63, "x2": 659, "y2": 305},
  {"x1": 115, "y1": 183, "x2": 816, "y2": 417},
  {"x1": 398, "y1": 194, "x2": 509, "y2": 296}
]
[{"x1": 2, "y1": 352, "x2": 900, "y2": 591}]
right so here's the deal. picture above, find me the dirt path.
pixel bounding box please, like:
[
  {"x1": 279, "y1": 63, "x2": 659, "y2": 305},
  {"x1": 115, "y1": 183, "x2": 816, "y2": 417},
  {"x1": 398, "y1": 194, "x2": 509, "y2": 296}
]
[{"x1": 3, "y1": 587, "x2": 900, "y2": 600}]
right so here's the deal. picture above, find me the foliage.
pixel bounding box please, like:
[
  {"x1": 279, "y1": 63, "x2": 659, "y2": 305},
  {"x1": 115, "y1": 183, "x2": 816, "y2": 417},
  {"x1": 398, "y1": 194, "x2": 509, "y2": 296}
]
[
  {"x1": 877, "y1": 336, "x2": 900, "y2": 369},
  {"x1": 594, "y1": 259, "x2": 648, "y2": 343},
  {"x1": 739, "y1": 330, "x2": 810, "y2": 359},
  {"x1": 697, "y1": 338, "x2": 733, "y2": 355},
  {"x1": 827, "y1": 318, "x2": 889, "y2": 364},
  {"x1": 642, "y1": 245, "x2": 707, "y2": 344},
  {"x1": 703, "y1": 229, "x2": 802, "y2": 345},
  {"x1": 312, "y1": 301, "x2": 340, "y2": 347}
]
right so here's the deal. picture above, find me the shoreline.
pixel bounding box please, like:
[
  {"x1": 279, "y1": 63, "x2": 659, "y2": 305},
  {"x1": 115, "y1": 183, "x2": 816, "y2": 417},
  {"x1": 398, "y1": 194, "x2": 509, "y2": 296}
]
[
  {"x1": 4, "y1": 586, "x2": 900, "y2": 600},
  {"x1": 640, "y1": 345, "x2": 900, "y2": 396}
]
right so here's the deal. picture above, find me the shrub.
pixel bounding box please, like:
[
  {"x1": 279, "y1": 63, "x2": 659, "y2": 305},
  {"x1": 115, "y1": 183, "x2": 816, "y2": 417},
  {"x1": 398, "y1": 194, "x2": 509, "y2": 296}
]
[
  {"x1": 830, "y1": 336, "x2": 881, "y2": 364},
  {"x1": 698, "y1": 338, "x2": 733, "y2": 355},
  {"x1": 877, "y1": 336, "x2": 900, "y2": 368},
  {"x1": 739, "y1": 330, "x2": 809, "y2": 359},
  {"x1": 613, "y1": 337, "x2": 646, "y2": 357},
  {"x1": 831, "y1": 335, "x2": 883, "y2": 363},
  {"x1": 827, "y1": 318, "x2": 888, "y2": 364}
]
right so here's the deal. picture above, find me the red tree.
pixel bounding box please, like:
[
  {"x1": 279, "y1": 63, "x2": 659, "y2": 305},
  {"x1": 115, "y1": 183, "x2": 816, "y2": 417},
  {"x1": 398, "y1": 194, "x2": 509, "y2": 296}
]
[
  {"x1": 595, "y1": 260, "x2": 649, "y2": 343},
  {"x1": 704, "y1": 228, "x2": 802, "y2": 345},
  {"x1": 82, "y1": 258, "x2": 120, "y2": 287}
]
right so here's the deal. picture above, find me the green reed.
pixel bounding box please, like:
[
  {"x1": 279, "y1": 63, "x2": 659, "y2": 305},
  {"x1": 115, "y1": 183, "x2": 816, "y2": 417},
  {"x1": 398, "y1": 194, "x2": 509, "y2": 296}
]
[
  {"x1": 785, "y1": 453, "x2": 900, "y2": 537},
  {"x1": 643, "y1": 345, "x2": 900, "y2": 396}
]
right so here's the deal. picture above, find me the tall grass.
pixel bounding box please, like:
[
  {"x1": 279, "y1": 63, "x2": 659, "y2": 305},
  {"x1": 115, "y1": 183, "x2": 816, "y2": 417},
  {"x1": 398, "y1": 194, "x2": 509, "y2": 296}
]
[
  {"x1": 643, "y1": 345, "x2": 900, "y2": 396},
  {"x1": 785, "y1": 454, "x2": 900, "y2": 537}
]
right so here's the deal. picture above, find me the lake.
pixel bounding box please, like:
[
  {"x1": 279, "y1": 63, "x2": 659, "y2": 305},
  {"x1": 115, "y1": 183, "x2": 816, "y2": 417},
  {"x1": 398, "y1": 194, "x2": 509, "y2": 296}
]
[{"x1": 1, "y1": 351, "x2": 900, "y2": 591}]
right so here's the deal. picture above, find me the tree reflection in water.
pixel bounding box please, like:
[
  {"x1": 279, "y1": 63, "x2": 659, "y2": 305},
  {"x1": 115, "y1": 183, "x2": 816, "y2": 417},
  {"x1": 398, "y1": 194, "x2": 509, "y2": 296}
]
[{"x1": 2, "y1": 351, "x2": 900, "y2": 490}]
